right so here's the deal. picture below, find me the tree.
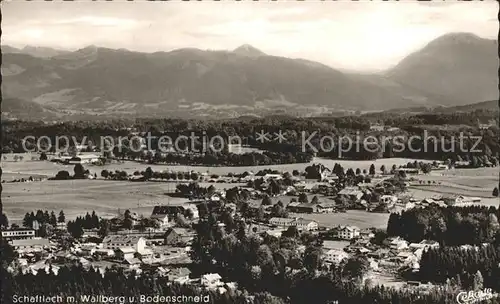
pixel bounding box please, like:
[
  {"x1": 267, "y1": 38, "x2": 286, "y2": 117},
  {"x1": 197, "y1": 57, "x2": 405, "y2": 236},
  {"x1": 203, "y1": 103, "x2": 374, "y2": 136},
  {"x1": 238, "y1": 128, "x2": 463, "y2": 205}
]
[
  {"x1": 101, "y1": 170, "x2": 110, "y2": 179},
  {"x1": 355, "y1": 168, "x2": 361, "y2": 175},
  {"x1": 58, "y1": 211, "x2": 65, "y2": 223},
  {"x1": 73, "y1": 164, "x2": 85, "y2": 179},
  {"x1": 23, "y1": 213, "x2": 32, "y2": 228},
  {"x1": 98, "y1": 219, "x2": 110, "y2": 238},
  {"x1": 175, "y1": 214, "x2": 190, "y2": 228},
  {"x1": 67, "y1": 220, "x2": 84, "y2": 239},
  {"x1": 472, "y1": 270, "x2": 483, "y2": 290},
  {"x1": 39, "y1": 223, "x2": 54, "y2": 238},
  {"x1": 493, "y1": 187, "x2": 499, "y2": 197},
  {"x1": 39, "y1": 152, "x2": 48, "y2": 161},
  {"x1": 0, "y1": 240, "x2": 15, "y2": 268},
  {"x1": 311, "y1": 196, "x2": 319, "y2": 205},
  {"x1": 343, "y1": 256, "x2": 370, "y2": 280},
  {"x1": 0, "y1": 213, "x2": 9, "y2": 228},
  {"x1": 144, "y1": 167, "x2": 153, "y2": 180},
  {"x1": 185, "y1": 208, "x2": 195, "y2": 220},
  {"x1": 421, "y1": 163, "x2": 432, "y2": 174},
  {"x1": 486, "y1": 214, "x2": 500, "y2": 241},
  {"x1": 49, "y1": 211, "x2": 57, "y2": 226},
  {"x1": 282, "y1": 226, "x2": 299, "y2": 239},
  {"x1": 262, "y1": 196, "x2": 273, "y2": 206},
  {"x1": 303, "y1": 245, "x2": 322, "y2": 273},
  {"x1": 256, "y1": 206, "x2": 265, "y2": 222},
  {"x1": 55, "y1": 170, "x2": 71, "y2": 180},
  {"x1": 369, "y1": 164, "x2": 376, "y2": 176},
  {"x1": 298, "y1": 193, "x2": 308, "y2": 204},
  {"x1": 123, "y1": 218, "x2": 134, "y2": 230},
  {"x1": 380, "y1": 165, "x2": 386, "y2": 175}
]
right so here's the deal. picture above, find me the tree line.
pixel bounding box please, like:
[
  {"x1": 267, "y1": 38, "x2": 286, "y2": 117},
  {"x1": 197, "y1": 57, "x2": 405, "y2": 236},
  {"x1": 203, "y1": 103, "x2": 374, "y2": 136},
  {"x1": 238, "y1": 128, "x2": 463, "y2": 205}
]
[
  {"x1": 4, "y1": 113, "x2": 498, "y2": 164},
  {"x1": 419, "y1": 244, "x2": 500, "y2": 292},
  {"x1": 387, "y1": 205, "x2": 500, "y2": 245}
]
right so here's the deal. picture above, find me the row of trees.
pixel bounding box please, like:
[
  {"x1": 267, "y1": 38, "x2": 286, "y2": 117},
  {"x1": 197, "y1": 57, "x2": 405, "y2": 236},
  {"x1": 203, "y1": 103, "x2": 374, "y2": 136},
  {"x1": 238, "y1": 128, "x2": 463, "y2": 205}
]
[
  {"x1": 4, "y1": 112, "x2": 498, "y2": 163},
  {"x1": 66, "y1": 211, "x2": 100, "y2": 239},
  {"x1": 51, "y1": 164, "x2": 95, "y2": 180},
  {"x1": 419, "y1": 245, "x2": 500, "y2": 291},
  {"x1": 387, "y1": 205, "x2": 500, "y2": 245},
  {"x1": 124, "y1": 149, "x2": 314, "y2": 167},
  {"x1": 101, "y1": 167, "x2": 202, "y2": 182},
  {"x1": 188, "y1": 200, "x2": 493, "y2": 303},
  {"x1": 22, "y1": 210, "x2": 65, "y2": 228},
  {"x1": 0, "y1": 266, "x2": 247, "y2": 304}
]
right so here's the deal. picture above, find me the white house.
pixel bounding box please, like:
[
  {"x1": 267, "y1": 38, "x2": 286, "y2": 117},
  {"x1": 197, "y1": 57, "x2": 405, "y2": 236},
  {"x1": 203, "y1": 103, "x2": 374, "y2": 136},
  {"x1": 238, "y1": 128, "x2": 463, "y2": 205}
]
[
  {"x1": 11, "y1": 238, "x2": 50, "y2": 252},
  {"x1": 338, "y1": 187, "x2": 364, "y2": 201},
  {"x1": 102, "y1": 235, "x2": 146, "y2": 253},
  {"x1": 68, "y1": 153, "x2": 102, "y2": 164},
  {"x1": 336, "y1": 226, "x2": 360, "y2": 240},
  {"x1": 150, "y1": 214, "x2": 172, "y2": 228},
  {"x1": 386, "y1": 237, "x2": 409, "y2": 251},
  {"x1": 265, "y1": 229, "x2": 284, "y2": 238},
  {"x1": 398, "y1": 168, "x2": 421, "y2": 175},
  {"x1": 201, "y1": 273, "x2": 223, "y2": 289},
  {"x1": 323, "y1": 249, "x2": 349, "y2": 264},
  {"x1": 1, "y1": 228, "x2": 35, "y2": 240},
  {"x1": 269, "y1": 217, "x2": 296, "y2": 228},
  {"x1": 263, "y1": 174, "x2": 283, "y2": 180},
  {"x1": 409, "y1": 240, "x2": 440, "y2": 251},
  {"x1": 380, "y1": 195, "x2": 398, "y2": 205},
  {"x1": 295, "y1": 218, "x2": 318, "y2": 231},
  {"x1": 269, "y1": 217, "x2": 318, "y2": 231}
]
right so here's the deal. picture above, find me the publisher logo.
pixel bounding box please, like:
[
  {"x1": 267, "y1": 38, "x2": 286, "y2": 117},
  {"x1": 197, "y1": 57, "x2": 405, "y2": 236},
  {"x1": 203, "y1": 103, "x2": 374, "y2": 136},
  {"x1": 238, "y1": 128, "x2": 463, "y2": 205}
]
[{"x1": 456, "y1": 289, "x2": 497, "y2": 304}]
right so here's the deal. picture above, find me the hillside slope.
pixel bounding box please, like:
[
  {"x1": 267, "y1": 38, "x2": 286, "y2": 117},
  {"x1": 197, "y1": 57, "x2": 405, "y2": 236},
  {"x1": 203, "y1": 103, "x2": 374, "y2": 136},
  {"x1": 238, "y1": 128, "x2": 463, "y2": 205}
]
[{"x1": 386, "y1": 33, "x2": 498, "y2": 106}]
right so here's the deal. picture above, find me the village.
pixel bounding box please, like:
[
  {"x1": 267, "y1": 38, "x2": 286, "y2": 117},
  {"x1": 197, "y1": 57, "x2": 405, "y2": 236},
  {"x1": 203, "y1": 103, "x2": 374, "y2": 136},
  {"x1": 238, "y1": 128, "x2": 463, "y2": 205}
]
[{"x1": 1, "y1": 156, "x2": 490, "y2": 293}]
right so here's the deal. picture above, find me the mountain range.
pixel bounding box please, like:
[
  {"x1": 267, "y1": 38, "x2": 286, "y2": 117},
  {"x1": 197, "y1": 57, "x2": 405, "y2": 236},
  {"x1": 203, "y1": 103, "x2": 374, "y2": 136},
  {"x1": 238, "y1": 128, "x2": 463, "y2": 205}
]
[{"x1": 1, "y1": 32, "x2": 498, "y2": 120}]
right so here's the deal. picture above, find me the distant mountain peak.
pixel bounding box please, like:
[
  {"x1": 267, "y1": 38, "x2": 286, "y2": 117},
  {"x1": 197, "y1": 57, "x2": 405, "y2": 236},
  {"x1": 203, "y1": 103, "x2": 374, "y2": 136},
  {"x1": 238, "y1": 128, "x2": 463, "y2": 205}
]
[
  {"x1": 427, "y1": 32, "x2": 492, "y2": 48},
  {"x1": 233, "y1": 44, "x2": 266, "y2": 57}
]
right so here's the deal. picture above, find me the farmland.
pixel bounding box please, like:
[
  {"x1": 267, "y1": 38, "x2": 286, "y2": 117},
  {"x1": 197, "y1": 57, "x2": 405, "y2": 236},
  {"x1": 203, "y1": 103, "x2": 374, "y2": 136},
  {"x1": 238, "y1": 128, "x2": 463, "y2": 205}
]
[
  {"x1": 2, "y1": 180, "x2": 184, "y2": 222},
  {"x1": 2, "y1": 155, "x2": 498, "y2": 226},
  {"x1": 297, "y1": 211, "x2": 390, "y2": 230},
  {"x1": 2, "y1": 154, "x2": 431, "y2": 177}
]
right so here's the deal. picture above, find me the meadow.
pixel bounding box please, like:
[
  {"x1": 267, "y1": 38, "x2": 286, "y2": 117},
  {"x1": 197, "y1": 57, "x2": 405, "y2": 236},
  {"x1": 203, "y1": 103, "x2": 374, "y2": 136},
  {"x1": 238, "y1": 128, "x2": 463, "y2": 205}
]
[
  {"x1": 297, "y1": 211, "x2": 390, "y2": 230},
  {"x1": 2, "y1": 155, "x2": 431, "y2": 178},
  {"x1": 3, "y1": 180, "x2": 185, "y2": 222},
  {"x1": 2, "y1": 155, "x2": 497, "y2": 228}
]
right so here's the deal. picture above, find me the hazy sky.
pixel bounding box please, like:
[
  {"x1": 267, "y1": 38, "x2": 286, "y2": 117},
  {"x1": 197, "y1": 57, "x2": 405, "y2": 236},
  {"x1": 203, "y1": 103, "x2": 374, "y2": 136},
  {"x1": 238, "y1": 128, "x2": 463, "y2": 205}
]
[{"x1": 2, "y1": 0, "x2": 497, "y2": 71}]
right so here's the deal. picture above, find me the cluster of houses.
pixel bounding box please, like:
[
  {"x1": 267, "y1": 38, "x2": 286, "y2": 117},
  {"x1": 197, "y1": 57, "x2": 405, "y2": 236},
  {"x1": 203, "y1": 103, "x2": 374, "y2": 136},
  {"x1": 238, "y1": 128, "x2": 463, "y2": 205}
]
[
  {"x1": 50, "y1": 152, "x2": 103, "y2": 165},
  {"x1": 269, "y1": 217, "x2": 319, "y2": 232},
  {"x1": 319, "y1": 227, "x2": 440, "y2": 275}
]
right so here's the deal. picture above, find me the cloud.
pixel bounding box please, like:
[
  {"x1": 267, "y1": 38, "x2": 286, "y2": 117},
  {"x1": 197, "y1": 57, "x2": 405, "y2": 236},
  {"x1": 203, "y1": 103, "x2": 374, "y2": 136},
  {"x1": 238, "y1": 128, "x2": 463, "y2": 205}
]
[
  {"x1": 2, "y1": 1, "x2": 497, "y2": 71},
  {"x1": 52, "y1": 16, "x2": 141, "y2": 28}
]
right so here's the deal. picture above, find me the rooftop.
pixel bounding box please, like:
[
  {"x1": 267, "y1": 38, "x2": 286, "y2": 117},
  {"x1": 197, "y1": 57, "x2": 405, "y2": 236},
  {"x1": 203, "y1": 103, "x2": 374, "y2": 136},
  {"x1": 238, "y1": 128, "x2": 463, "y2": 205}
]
[
  {"x1": 103, "y1": 235, "x2": 144, "y2": 244},
  {"x1": 11, "y1": 238, "x2": 50, "y2": 247}
]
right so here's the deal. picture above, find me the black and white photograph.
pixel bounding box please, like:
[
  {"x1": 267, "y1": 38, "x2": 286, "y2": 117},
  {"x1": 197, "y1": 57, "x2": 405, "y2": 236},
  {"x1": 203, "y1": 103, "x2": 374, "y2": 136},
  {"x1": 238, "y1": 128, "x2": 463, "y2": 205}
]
[{"x1": 0, "y1": 1, "x2": 499, "y2": 303}]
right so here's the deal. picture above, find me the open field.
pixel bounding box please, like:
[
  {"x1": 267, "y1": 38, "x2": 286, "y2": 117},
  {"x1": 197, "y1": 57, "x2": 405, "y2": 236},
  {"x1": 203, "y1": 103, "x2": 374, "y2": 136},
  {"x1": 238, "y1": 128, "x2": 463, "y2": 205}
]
[
  {"x1": 407, "y1": 188, "x2": 499, "y2": 208},
  {"x1": 297, "y1": 211, "x2": 390, "y2": 229},
  {"x1": 3, "y1": 155, "x2": 497, "y2": 227},
  {"x1": 2, "y1": 172, "x2": 48, "y2": 181},
  {"x1": 2, "y1": 156, "x2": 433, "y2": 177},
  {"x1": 3, "y1": 180, "x2": 189, "y2": 222},
  {"x1": 408, "y1": 183, "x2": 494, "y2": 198},
  {"x1": 2, "y1": 177, "x2": 241, "y2": 222}
]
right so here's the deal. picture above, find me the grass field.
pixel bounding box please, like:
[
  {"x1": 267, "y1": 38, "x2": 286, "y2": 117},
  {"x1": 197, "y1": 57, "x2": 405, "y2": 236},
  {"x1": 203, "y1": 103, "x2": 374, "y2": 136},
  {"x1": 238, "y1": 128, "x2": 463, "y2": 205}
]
[
  {"x1": 2, "y1": 156, "x2": 432, "y2": 178},
  {"x1": 297, "y1": 211, "x2": 390, "y2": 229},
  {"x1": 3, "y1": 155, "x2": 497, "y2": 227},
  {"x1": 3, "y1": 180, "x2": 186, "y2": 222}
]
